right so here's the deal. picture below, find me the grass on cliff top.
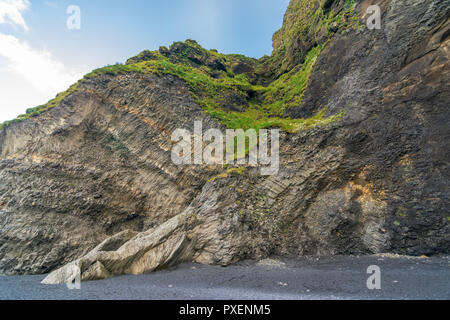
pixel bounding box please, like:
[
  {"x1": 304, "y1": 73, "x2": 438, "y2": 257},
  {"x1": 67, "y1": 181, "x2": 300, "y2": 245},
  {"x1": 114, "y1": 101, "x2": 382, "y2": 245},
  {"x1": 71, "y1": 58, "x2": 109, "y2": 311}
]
[
  {"x1": 0, "y1": 0, "x2": 362, "y2": 132},
  {"x1": 0, "y1": 45, "x2": 341, "y2": 133},
  {"x1": 83, "y1": 44, "x2": 341, "y2": 132},
  {"x1": 1, "y1": 23, "x2": 347, "y2": 133}
]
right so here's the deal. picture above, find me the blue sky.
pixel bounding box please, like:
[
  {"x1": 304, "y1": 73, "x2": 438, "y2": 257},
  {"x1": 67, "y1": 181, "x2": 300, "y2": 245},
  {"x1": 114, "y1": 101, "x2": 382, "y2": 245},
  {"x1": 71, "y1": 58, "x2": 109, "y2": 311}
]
[{"x1": 0, "y1": 0, "x2": 289, "y2": 122}]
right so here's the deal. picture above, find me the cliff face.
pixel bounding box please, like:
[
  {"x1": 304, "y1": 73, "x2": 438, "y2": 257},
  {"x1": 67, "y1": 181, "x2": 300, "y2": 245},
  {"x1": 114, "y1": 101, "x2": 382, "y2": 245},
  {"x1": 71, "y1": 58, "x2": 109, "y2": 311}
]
[
  {"x1": 1, "y1": 0, "x2": 449, "y2": 279},
  {"x1": 0, "y1": 73, "x2": 224, "y2": 274}
]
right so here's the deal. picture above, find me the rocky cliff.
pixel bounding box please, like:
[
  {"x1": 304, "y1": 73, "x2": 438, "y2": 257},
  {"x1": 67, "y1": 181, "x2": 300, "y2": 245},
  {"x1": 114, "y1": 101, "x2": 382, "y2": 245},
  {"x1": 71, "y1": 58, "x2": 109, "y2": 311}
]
[{"x1": 0, "y1": 0, "x2": 448, "y2": 282}]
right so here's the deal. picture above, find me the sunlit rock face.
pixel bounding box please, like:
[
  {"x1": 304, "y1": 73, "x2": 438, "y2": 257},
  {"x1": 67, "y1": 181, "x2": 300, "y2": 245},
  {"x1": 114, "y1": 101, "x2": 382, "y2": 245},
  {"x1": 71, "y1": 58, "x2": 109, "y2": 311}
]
[{"x1": 1, "y1": 0, "x2": 449, "y2": 279}]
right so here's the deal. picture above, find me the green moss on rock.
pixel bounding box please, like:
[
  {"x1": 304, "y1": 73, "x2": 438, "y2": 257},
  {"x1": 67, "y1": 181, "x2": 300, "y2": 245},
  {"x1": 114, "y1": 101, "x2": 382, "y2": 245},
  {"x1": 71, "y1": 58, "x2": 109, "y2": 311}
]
[
  {"x1": 1, "y1": 1, "x2": 354, "y2": 134},
  {"x1": 270, "y1": 0, "x2": 360, "y2": 76}
]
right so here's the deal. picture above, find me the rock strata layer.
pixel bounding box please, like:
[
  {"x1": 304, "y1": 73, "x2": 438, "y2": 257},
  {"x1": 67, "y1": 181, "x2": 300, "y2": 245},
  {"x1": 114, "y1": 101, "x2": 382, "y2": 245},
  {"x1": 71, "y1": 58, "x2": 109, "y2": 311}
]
[{"x1": 0, "y1": 0, "x2": 448, "y2": 281}]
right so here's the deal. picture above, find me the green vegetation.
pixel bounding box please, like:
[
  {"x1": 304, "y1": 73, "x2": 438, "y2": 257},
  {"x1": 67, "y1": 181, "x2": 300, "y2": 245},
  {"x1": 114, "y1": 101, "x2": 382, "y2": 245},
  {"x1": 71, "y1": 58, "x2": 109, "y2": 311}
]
[
  {"x1": 1, "y1": 1, "x2": 358, "y2": 133},
  {"x1": 105, "y1": 133, "x2": 130, "y2": 159},
  {"x1": 207, "y1": 167, "x2": 246, "y2": 183},
  {"x1": 86, "y1": 64, "x2": 144, "y2": 77},
  {"x1": 345, "y1": 0, "x2": 356, "y2": 9},
  {"x1": 263, "y1": 44, "x2": 324, "y2": 116},
  {"x1": 271, "y1": 0, "x2": 361, "y2": 73},
  {"x1": 81, "y1": 45, "x2": 343, "y2": 133}
]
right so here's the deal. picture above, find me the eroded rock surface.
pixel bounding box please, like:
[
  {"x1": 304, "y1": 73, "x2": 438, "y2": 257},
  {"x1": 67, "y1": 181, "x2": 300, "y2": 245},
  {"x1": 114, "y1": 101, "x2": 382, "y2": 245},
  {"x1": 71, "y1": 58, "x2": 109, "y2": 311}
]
[{"x1": 1, "y1": 0, "x2": 449, "y2": 280}]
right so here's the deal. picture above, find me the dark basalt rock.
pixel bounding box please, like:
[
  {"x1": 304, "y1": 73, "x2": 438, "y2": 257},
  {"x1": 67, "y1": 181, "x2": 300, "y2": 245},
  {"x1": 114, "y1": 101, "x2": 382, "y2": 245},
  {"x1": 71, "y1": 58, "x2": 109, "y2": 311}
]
[{"x1": 1, "y1": 0, "x2": 449, "y2": 276}]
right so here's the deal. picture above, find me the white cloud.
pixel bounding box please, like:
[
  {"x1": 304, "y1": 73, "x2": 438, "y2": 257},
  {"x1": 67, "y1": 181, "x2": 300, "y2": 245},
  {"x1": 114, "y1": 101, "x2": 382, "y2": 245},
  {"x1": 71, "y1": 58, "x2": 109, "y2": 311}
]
[
  {"x1": 0, "y1": 0, "x2": 87, "y2": 122},
  {"x1": 0, "y1": 33, "x2": 83, "y2": 94},
  {"x1": 0, "y1": 0, "x2": 30, "y2": 32},
  {"x1": 0, "y1": 69, "x2": 49, "y2": 121}
]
